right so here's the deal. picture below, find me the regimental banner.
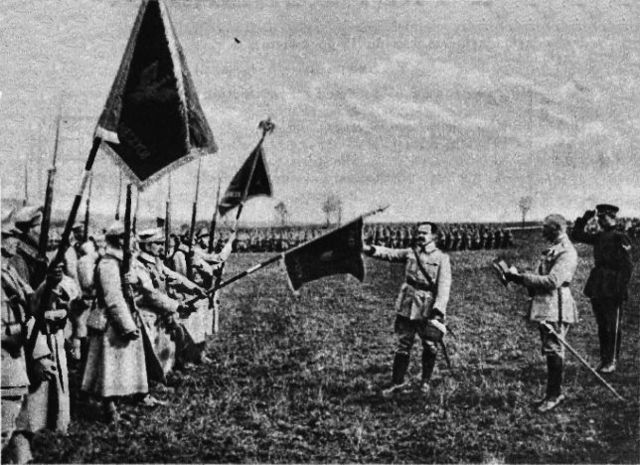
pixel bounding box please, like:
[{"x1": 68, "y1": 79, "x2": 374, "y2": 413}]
[
  {"x1": 95, "y1": 0, "x2": 216, "y2": 188},
  {"x1": 283, "y1": 217, "x2": 365, "y2": 291},
  {"x1": 218, "y1": 144, "x2": 273, "y2": 217}
]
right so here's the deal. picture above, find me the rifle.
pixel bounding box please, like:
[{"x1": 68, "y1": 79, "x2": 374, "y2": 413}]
[
  {"x1": 115, "y1": 170, "x2": 122, "y2": 221},
  {"x1": 123, "y1": 184, "x2": 165, "y2": 384},
  {"x1": 38, "y1": 111, "x2": 62, "y2": 256},
  {"x1": 164, "y1": 174, "x2": 172, "y2": 263},
  {"x1": 207, "y1": 176, "x2": 221, "y2": 254},
  {"x1": 23, "y1": 154, "x2": 30, "y2": 207},
  {"x1": 27, "y1": 137, "x2": 101, "y2": 364},
  {"x1": 186, "y1": 158, "x2": 202, "y2": 280}
]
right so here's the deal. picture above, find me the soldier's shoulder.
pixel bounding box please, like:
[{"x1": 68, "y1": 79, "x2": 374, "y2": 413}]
[
  {"x1": 2, "y1": 236, "x2": 19, "y2": 256},
  {"x1": 433, "y1": 248, "x2": 450, "y2": 260}
]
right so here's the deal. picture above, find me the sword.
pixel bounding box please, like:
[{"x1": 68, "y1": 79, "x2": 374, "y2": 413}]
[
  {"x1": 541, "y1": 322, "x2": 625, "y2": 401},
  {"x1": 439, "y1": 340, "x2": 452, "y2": 369}
]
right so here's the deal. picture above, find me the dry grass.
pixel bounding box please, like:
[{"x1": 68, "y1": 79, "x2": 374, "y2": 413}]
[{"x1": 33, "y1": 232, "x2": 639, "y2": 463}]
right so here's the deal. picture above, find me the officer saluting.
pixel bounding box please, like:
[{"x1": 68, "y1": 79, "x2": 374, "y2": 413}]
[
  {"x1": 363, "y1": 222, "x2": 452, "y2": 397},
  {"x1": 570, "y1": 204, "x2": 633, "y2": 373}
]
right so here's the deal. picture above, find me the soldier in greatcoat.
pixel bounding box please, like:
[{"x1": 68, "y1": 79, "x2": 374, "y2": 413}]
[
  {"x1": 570, "y1": 204, "x2": 633, "y2": 373},
  {"x1": 2, "y1": 207, "x2": 48, "y2": 288},
  {"x1": 81, "y1": 223, "x2": 183, "y2": 422},
  {"x1": 138, "y1": 230, "x2": 205, "y2": 374},
  {"x1": 2, "y1": 254, "x2": 60, "y2": 463},
  {"x1": 505, "y1": 214, "x2": 578, "y2": 412},
  {"x1": 364, "y1": 222, "x2": 451, "y2": 397}
]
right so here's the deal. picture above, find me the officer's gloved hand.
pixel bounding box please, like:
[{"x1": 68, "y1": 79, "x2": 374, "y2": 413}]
[
  {"x1": 46, "y1": 262, "x2": 64, "y2": 287},
  {"x1": 505, "y1": 271, "x2": 524, "y2": 285},
  {"x1": 32, "y1": 357, "x2": 57, "y2": 382}
]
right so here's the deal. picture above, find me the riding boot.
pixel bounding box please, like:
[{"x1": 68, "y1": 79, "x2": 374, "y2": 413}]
[
  {"x1": 391, "y1": 352, "x2": 410, "y2": 386},
  {"x1": 546, "y1": 355, "x2": 563, "y2": 399},
  {"x1": 421, "y1": 349, "x2": 437, "y2": 383}
]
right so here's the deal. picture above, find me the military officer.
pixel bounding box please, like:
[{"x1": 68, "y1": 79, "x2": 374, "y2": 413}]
[
  {"x1": 570, "y1": 204, "x2": 633, "y2": 373},
  {"x1": 364, "y1": 222, "x2": 451, "y2": 397},
  {"x1": 505, "y1": 214, "x2": 578, "y2": 412}
]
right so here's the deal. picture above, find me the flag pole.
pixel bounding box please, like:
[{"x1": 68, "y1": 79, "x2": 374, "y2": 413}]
[
  {"x1": 187, "y1": 205, "x2": 390, "y2": 305},
  {"x1": 184, "y1": 254, "x2": 283, "y2": 306},
  {"x1": 233, "y1": 118, "x2": 275, "y2": 227},
  {"x1": 211, "y1": 118, "x2": 276, "y2": 299},
  {"x1": 83, "y1": 172, "x2": 93, "y2": 242},
  {"x1": 541, "y1": 322, "x2": 625, "y2": 401}
]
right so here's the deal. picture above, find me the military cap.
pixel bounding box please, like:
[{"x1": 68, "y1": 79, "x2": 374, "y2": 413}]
[
  {"x1": 596, "y1": 204, "x2": 619, "y2": 217},
  {"x1": 105, "y1": 221, "x2": 126, "y2": 238},
  {"x1": 13, "y1": 205, "x2": 43, "y2": 228},
  {"x1": 140, "y1": 229, "x2": 165, "y2": 244},
  {"x1": 138, "y1": 227, "x2": 161, "y2": 240},
  {"x1": 71, "y1": 222, "x2": 84, "y2": 231}
]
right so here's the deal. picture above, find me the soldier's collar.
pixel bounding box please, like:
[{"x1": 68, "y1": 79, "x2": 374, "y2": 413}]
[
  {"x1": 138, "y1": 251, "x2": 156, "y2": 264},
  {"x1": 104, "y1": 245, "x2": 124, "y2": 261}
]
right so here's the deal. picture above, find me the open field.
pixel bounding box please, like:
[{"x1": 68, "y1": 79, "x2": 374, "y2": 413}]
[{"x1": 33, "y1": 232, "x2": 639, "y2": 463}]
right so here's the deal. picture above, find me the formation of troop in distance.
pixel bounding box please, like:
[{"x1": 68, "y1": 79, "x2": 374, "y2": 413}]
[{"x1": 1, "y1": 0, "x2": 638, "y2": 463}]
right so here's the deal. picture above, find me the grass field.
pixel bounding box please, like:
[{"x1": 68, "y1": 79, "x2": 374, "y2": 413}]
[{"x1": 33, "y1": 232, "x2": 639, "y2": 463}]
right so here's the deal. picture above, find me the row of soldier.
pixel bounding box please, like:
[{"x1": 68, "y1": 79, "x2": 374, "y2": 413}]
[
  {"x1": 143, "y1": 223, "x2": 516, "y2": 254},
  {"x1": 1, "y1": 205, "x2": 235, "y2": 463}
]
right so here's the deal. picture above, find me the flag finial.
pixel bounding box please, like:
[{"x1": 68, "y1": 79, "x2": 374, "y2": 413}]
[{"x1": 258, "y1": 118, "x2": 276, "y2": 136}]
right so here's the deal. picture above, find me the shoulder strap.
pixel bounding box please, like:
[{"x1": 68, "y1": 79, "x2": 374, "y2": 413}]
[{"x1": 411, "y1": 247, "x2": 436, "y2": 288}]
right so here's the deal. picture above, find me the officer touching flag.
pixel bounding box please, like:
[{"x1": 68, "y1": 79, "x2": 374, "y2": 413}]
[
  {"x1": 363, "y1": 222, "x2": 451, "y2": 398},
  {"x1": 570, "y1": 204, "x2": 633, "y2": 373}
]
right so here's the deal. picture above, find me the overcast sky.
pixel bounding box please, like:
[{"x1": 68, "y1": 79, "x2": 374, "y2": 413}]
[{"x1": 1, "y1": 0, "x2": 639, "y2": 226}]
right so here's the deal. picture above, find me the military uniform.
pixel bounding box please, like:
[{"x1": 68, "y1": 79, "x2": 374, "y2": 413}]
[
  {"x1": 1, "y1": 261, "x2": 52, "y2": 463},
  {"x1": 81, "y1": 245, "x2": 178, "y2": 399},
  {"x1": 502, "y1": 214, "x2": 579, "y2": 412},
  {"x1": 366, "y1": 238, "x2": 451, "y2": 391},
  {"x1": 571, "y1": 206, "x2": 633, "y2": 370}
]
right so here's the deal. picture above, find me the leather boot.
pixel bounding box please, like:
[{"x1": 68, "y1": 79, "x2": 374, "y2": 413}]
[
  {"x1": 422, "y1": 350, "x2": 437, "y2": 384},
  {"x1": 382, "y1": 353, "x2": 410, "y2": 398},
  {"x1": 546, "y1": 355, "x2": 563, "y2": 399},
  {"x1": 392, "y1": 352, "x2": 410, "y2": 386}
]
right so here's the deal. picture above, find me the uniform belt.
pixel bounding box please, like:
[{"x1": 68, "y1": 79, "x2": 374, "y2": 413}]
[{"x1": 406, "y1": 277, "x2": 435, "y2": 293}]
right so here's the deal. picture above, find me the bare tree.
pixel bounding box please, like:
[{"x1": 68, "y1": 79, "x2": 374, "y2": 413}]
[
  {"x1": 518, "y1": 196, "x2": 533, "y2": 229},
  {"x1": 321, "y1": 193, "x2": 342, "y2": 226},
  {"x1": 274, "y1": 201, "x2": 288, "y2": 227}
]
